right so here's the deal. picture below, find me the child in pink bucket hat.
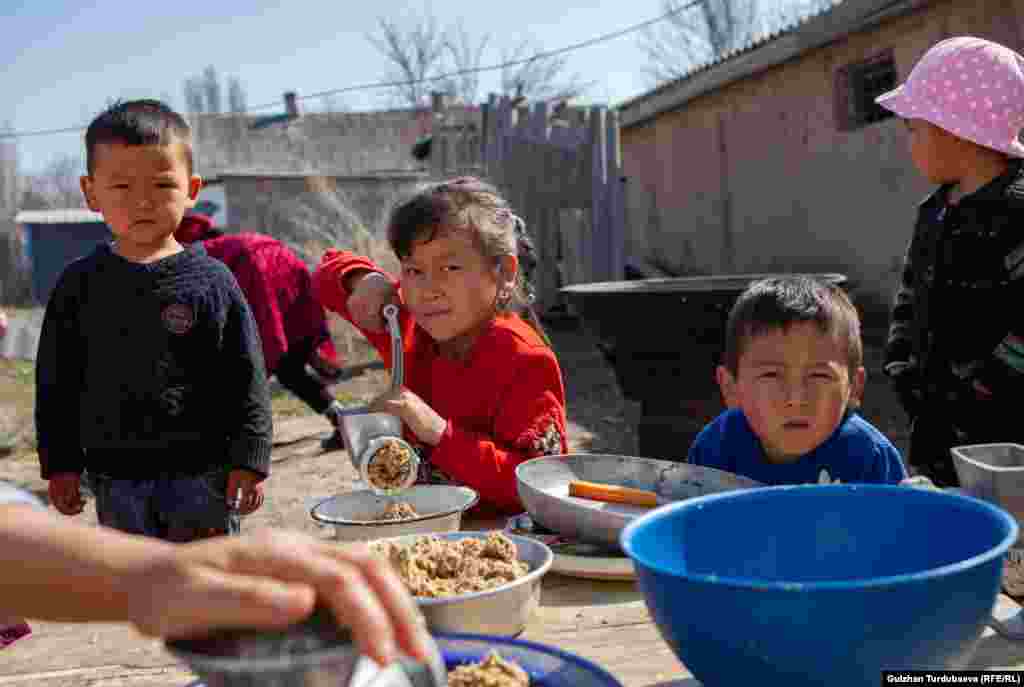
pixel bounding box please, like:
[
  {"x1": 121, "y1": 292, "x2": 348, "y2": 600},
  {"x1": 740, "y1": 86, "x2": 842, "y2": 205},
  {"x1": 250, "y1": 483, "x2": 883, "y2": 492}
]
[{"x1": 876, "y1": 36, "x2": 1024, "y2": 486}]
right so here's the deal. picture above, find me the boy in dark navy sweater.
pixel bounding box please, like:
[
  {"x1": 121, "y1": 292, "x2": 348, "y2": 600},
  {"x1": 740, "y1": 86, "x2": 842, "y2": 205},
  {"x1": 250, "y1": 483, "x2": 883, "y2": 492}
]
[{"x1": 35, "y1": 100, "x2": 272, "y2": 541}]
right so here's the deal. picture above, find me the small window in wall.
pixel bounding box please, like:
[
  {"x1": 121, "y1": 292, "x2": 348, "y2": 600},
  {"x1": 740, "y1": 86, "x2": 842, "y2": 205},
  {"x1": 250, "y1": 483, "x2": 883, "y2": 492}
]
[{"x1": 835, "y1": 51, "x2": 898, "y2": 131}]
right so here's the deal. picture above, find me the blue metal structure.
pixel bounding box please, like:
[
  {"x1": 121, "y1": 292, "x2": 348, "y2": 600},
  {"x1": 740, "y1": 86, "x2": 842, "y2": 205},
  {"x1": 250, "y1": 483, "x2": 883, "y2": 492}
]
[{"x1": 15, "y1": 210, "x2": 111, "y2": 303}]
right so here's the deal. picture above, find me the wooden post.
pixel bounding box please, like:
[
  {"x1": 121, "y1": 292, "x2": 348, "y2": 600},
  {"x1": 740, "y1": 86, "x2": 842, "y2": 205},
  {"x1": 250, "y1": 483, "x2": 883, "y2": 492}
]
[
  {"x1": 589, "y1": 106, "x2": 608, "y2": 283},
  {"x1": 483, "y1": 94, "x2": 499, "y2": 174},
  {"x1": 606, "y1": 108, "x2": 625, "y2": 282},
  {"x1": 529, "y1": 101, "x2": 551, "y2": 144},
  {"x1": 284, "y1": 91, "x2": 299, "y2": 118}
]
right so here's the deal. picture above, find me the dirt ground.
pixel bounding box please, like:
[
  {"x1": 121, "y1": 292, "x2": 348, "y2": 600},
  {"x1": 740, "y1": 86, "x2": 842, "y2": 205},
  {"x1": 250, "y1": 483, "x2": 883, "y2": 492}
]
[{"x1": 0, "y1": 318, "x2": 910, "y2": 686}]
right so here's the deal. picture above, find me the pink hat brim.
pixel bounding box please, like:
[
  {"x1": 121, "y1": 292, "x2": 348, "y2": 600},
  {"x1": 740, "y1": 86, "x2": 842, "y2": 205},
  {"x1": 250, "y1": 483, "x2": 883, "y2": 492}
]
[
  {"x1": 875, "y1": 85, "x2": 913, "y2": 117},
  {"x1": 875, "y1": 85, "x2": 1024, "y2": 158}
]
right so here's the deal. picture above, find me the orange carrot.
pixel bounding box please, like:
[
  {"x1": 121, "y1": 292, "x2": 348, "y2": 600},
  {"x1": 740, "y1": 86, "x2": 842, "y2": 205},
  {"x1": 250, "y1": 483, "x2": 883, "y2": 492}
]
[{"x1": 568, "y1": 480, "x2": 658, "y2": 507}]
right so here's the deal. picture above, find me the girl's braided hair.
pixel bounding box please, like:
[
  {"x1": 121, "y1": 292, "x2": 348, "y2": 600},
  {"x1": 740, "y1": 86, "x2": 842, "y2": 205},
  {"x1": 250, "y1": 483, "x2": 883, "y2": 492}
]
[{"x1": 386, "y1": 176, "x2": 549, "y2": 345}]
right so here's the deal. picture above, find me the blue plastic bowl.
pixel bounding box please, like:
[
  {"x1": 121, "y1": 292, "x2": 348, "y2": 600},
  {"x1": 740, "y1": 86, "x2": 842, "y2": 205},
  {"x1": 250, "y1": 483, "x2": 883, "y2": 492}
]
[
  {"x1": 434, "y1": 633, "x2": 623, "y2": 686},
  {"x1": 621, "y1": 484, "x2": 1017, "y2": 687}
]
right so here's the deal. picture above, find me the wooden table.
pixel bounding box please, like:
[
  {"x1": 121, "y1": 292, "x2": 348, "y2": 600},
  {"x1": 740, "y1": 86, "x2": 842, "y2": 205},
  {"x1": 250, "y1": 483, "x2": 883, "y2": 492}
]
[{"x1": 466, "y1": 519, "x2": 1024, "y2": 686}]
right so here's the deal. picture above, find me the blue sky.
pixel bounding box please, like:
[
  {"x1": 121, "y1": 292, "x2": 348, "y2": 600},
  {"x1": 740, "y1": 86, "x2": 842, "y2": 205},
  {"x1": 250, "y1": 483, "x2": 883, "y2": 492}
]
[{"x1": 2, "y1": 0, "x2": 675, "y2": 173}]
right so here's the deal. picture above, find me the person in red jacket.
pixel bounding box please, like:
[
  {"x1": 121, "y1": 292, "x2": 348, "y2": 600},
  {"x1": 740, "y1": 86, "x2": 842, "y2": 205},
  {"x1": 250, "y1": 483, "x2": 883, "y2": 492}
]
[
  {"x1": 176, "y1": 214, "x2": 347, "y2": 448},
  {"x1": 313, "y1": 177, "x2": 568, "y2": 514}
]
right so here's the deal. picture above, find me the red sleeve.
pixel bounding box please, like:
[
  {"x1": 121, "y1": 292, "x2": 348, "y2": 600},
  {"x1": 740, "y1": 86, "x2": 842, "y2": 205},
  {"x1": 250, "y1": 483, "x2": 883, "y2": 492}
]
[
  {"x1": 312, "y1": 249, "x2": 405, "y2": 364},
  {"x1": 429, "y1": 348, "x2": 568, "y2": 513},
  {"x1": 311, "y1": 249, "x2": 381, "y2": 322}
]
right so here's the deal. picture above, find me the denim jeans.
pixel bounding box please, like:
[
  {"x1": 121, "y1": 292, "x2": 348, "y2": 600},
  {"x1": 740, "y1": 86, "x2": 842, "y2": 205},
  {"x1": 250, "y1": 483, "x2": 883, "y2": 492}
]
[{"x1": 87, "y1": 470, "x2": 231, "y2": 543}]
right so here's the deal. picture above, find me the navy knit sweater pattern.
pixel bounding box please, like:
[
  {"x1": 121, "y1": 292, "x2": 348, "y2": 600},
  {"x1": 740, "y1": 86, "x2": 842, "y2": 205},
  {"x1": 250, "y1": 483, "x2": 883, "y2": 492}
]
[{"x1": 35, "y1": 243, "x2": 273, "y2": 480}]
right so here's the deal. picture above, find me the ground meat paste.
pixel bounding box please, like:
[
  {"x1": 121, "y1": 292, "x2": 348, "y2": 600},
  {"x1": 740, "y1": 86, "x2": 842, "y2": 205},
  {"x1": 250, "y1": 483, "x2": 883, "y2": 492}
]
[
  {"x1": 366, "y1": 439, "x2": 414, "y2": 490},
  {"x1": 448, "y1": 651, "x2": 530, "y2": 687},
  {"x1": 375, "y1": 501, "x2": 419, "y2": 521},
  {"x1": 373, "y1": 532, "x2": 529, "y2": 598}
]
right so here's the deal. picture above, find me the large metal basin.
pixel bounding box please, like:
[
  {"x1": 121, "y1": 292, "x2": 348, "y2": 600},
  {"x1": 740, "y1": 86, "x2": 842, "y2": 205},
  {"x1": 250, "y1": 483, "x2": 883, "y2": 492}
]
[
  {"x1": 561, "y1": 273, "x2": 847, "y2": 459},
  {"x1": 515, "y1": 454, "x2": 762, "y2": 550}
]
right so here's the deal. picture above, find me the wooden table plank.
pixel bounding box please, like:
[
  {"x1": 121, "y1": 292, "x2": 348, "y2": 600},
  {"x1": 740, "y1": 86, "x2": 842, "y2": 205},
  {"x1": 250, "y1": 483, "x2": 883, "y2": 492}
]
[{"x1": 519, "y1": 573, "x2": 691, "y2": 686}]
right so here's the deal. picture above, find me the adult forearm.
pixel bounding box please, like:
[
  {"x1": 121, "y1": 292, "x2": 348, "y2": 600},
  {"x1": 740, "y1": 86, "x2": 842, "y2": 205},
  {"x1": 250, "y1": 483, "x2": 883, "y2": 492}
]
[{"x1": 0, "y1": 505, "x2": 172, "y2": 623}]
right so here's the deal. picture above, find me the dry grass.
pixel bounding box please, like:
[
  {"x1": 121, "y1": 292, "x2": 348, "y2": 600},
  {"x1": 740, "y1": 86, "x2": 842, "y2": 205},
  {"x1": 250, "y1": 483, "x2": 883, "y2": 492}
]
[{"x1": 0, "y1": 358, "x2": 35, "y2": 460}]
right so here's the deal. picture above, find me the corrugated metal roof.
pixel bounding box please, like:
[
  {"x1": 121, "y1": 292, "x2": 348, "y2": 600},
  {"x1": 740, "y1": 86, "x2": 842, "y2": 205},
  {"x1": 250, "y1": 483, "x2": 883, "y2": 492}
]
[
  {"x1": 191, "y1": 106, "x2": 481, "y2": 179},
  {"x1": 620, "y1": 0, "x2": 845, "y2": 112},
  {"x1": 15, "y1": 209, "x2": 104, "y2": 225}
]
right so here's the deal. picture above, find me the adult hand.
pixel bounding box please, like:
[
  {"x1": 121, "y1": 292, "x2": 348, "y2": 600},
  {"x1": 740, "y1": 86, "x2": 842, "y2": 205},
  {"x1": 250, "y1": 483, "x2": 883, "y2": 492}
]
[
  {"x1": 127, "y1": 530, "x2": 434, "y2": 667},
  {"x1": 226, "y1": 469, "x2": 264, "y2": 515},
  {"x1": 48, "y1": 473, "x2": 85, "y2": 515},
  {"x1": 368, "y1": 388, "x2": 447, "y2": 447},
  {"x1": 348, "y1": 272, "x2": 397, "y2": 332}
]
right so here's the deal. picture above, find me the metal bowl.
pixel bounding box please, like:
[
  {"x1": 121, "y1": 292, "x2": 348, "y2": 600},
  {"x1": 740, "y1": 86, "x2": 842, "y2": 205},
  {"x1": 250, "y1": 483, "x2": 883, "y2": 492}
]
[
  {"x1": 166, "y1": 607, "x2": 445, "y2": 687},
  {"x1": 310, "y1": 486, "x2": 479, "y2": 542},
  {"x1": 183, "y1": 632, "x2": 622, "y2": 687},
  {"x1": 373, "y1": 531, "x2": 554, "y2": 637},
  {"x1": 516, "y1": 454, "x2": 762, "y2": 549},
  {"x1": 952, "y1": 444, "x2": 1024, "y2": 540}
]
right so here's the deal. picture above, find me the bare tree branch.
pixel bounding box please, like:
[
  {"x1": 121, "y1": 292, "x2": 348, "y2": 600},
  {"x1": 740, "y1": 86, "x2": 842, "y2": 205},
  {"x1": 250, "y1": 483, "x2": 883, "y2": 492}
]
[
  {"x1": 440, "y1": 22, "x2": 489, "y2": 104},
  {"x1": 500, "y1": 39, "x2": 592, "y2": 102},
  {"x1": 24, "y1": 155, "x2": 85, "y2": 210},
  {"x1": 0, "y1": 122, "x2": 18, "y2": 218},
  {"x1": 202, "y1": 65, "x2": 223, "y2": 115},
  {"x1": 228, "y1": 76, "x2": 247, "y2": 114},
  {"x1": 366, "y1": 11, "x2": 448, "y2": 107},
  {"x1": 640, "y1": 0, "x2": 761, "y2": 85}
]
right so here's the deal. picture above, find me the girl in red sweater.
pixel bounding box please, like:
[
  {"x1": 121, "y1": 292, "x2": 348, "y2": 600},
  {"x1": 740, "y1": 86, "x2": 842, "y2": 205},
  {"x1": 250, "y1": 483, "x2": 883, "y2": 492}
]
[{"x1": 313, "y1": 177, "x2": 568, "y2": 513}]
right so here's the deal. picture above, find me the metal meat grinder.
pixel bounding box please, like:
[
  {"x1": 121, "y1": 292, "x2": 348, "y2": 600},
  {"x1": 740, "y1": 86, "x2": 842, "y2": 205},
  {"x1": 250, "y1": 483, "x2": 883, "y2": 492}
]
[{"x1": 336, "y1": 304, "x2": 420, "y2": 495}]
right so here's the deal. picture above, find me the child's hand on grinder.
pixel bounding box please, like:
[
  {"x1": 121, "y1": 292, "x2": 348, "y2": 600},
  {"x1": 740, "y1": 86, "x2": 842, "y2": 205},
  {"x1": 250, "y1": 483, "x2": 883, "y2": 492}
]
[
  {"x1": 369, "y1": 388, "x2": 447, "y2": 447},
  {"x1": 346, "y1": 270, "x2": 397, "y2": 332}
]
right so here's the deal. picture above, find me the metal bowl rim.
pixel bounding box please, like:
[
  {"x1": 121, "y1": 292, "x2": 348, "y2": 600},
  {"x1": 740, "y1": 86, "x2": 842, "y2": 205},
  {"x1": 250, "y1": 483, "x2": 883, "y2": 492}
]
[
  {"x1": 560, "y1": 272, "x2": 846, "y2": 295},
  {"x1": 165, "y1": 634, "x2": 362, "y2": 674},
  {"x1": 515, "y1": 453, "x2": 765, "y2": 490},
  {"x1": 309, "y1": 486, "x2": 480, "y2": 527}
]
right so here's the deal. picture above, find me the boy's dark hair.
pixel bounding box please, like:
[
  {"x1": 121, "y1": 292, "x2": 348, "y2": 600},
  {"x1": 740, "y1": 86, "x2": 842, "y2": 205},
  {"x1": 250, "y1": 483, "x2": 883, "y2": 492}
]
[
  {"x1": 85, "y1": 99, "x2": 193, "y2": 175},
  {"x1": 722, "y1": 276, "x2": 862, "y2": 376}
]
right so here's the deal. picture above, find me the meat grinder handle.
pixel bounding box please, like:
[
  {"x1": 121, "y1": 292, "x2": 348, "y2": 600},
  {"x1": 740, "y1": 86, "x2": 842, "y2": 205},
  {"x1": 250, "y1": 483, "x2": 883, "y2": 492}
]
[{"x1": 382, "y1": 304, "x2": 403, "y2": 394}]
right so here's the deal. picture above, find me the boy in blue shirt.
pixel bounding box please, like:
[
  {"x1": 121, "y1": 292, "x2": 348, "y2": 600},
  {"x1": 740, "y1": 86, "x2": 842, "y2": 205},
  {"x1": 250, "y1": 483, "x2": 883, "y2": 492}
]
[{"x1": 688, "y1": 276, "x2": 906, "y2": 485}]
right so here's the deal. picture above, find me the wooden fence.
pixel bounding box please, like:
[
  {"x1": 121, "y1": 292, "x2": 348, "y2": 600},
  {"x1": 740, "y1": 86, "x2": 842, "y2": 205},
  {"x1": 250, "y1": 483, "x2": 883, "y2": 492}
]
[{"x1": 434, "y1": 95, "x2": 626, "y2": 313}]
